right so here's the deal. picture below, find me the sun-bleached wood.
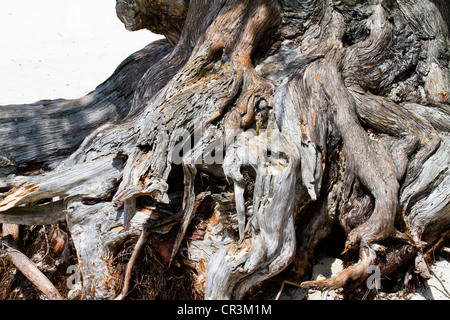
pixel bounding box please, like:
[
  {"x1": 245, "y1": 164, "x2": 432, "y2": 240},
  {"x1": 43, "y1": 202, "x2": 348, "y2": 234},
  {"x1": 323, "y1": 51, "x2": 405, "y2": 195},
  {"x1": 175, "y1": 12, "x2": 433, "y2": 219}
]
[{"x1": 0, "y1": 0, "x2": 449, "y2": 299}]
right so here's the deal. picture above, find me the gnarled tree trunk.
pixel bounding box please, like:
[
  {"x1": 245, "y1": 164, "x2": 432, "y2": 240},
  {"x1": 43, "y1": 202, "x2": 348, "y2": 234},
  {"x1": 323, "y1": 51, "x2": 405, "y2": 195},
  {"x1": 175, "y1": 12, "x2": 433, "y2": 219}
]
[{"x1": 0, "y1": 0, "x2": 449, "y2": 300}]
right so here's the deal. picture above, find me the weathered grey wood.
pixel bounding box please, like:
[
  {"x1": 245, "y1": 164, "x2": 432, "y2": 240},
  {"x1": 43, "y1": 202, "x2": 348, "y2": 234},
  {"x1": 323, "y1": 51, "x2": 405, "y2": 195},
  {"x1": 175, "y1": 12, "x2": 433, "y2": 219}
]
[
  {"x1": 116, "y1": 0, "x2": 188, "y2": 46},
  {"x1": 0, "y1": 40, "x2": 172, "y2": 173},
  {"x1": 206, "y1": 123, "x2": 300, "y2": 299},
  {"x1": 0, "y1": 0, "x2": 449, "y2": 300},
  {"x1": 0, "y1": 201, "x2": 66, "y2": 226}
]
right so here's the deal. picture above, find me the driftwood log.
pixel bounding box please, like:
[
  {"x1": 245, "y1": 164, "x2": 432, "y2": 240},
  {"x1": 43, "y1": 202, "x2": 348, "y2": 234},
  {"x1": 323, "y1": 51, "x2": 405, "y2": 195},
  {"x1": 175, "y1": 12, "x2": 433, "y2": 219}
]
[{"x1": 0, "y1": 0, "x2": 449, "y2": 300}]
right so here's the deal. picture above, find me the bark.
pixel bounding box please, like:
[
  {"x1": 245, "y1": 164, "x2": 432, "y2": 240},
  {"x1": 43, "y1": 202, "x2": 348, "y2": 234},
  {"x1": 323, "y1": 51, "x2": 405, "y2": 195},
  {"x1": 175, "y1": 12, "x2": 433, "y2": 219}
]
[{"x1": 0, "y1": 0, "x2": 449, "y2": 300}]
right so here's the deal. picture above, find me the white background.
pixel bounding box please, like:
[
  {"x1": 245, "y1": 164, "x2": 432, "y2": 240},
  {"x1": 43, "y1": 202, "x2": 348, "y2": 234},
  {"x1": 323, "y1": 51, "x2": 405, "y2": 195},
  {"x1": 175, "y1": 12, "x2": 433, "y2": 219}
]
[{"x1": 0, "y1": 0, "x2": 162, "y2": 104}]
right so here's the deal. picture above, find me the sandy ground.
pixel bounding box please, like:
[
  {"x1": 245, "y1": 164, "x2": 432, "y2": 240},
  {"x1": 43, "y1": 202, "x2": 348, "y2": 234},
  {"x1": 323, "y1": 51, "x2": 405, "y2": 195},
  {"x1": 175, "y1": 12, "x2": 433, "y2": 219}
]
[
  {"x1": 0, "y1": 0, "x2": 162, "y2": 105},
  {"x1": 1, "y1": 1, "x2": 449, "y2": 301},
  {"x1": 276, "y1": 254, "x2": 450, "y2": 300}
]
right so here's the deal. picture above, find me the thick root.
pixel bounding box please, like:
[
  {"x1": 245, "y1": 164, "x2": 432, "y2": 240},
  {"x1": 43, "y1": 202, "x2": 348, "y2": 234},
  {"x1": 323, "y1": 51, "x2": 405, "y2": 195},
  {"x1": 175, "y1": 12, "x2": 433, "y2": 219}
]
[
  {"x1": 203, "y1": 0, "x2": 280, "y2": 127},
  {"x1": 301, "y1": 245, "x2": 376, "y2": 291}
]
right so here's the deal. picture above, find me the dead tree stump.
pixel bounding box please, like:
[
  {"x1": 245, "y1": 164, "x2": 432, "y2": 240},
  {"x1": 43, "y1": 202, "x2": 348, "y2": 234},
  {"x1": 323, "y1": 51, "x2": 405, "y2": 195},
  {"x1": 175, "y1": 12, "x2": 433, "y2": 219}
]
[{"x1": 0, "y1": 0, "x2": 449, "y2": 299}]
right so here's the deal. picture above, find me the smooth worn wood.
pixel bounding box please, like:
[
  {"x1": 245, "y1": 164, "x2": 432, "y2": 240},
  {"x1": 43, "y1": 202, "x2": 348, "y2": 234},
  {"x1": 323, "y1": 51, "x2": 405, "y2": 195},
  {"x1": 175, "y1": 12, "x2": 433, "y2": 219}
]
[{"x1": 1, "y1": 236, "x2": 63, "y2": 300}]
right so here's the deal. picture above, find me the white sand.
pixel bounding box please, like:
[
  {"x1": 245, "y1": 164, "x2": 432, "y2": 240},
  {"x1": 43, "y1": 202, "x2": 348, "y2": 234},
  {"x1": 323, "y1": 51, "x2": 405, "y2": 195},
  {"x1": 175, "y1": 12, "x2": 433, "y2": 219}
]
[{"x1": 0, "y1": 0, "x2": 163, "y2": 105}]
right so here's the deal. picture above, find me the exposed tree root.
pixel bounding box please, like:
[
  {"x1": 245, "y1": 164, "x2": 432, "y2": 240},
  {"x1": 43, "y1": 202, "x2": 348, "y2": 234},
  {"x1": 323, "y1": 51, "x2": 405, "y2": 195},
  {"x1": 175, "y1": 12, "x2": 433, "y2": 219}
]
[
  {"x1": 1, "y1": 235, "x2": 63, "y2": 300},
  {"x1": 115, "y1": 225, "x2": 151, "y2": 300},
  {"x1": 301, "y1": 245, "x2": 377, "y2": 291},
  {"x1": 205, "y1": 126, "x2": 299, "y2": 299},
  {"x1": 0, "y1": 0, "x2": 449, "y2": 299}
]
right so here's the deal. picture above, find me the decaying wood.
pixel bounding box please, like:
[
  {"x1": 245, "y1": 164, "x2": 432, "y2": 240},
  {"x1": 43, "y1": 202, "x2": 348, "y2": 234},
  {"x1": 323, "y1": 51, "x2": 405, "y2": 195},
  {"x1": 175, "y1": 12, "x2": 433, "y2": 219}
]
[
  {"x1": 0, "y1": 0, "x2": 449, "y2": 299},
  {"x1": 0, "y1": 235, "x2": 63, "y2": 300}
]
